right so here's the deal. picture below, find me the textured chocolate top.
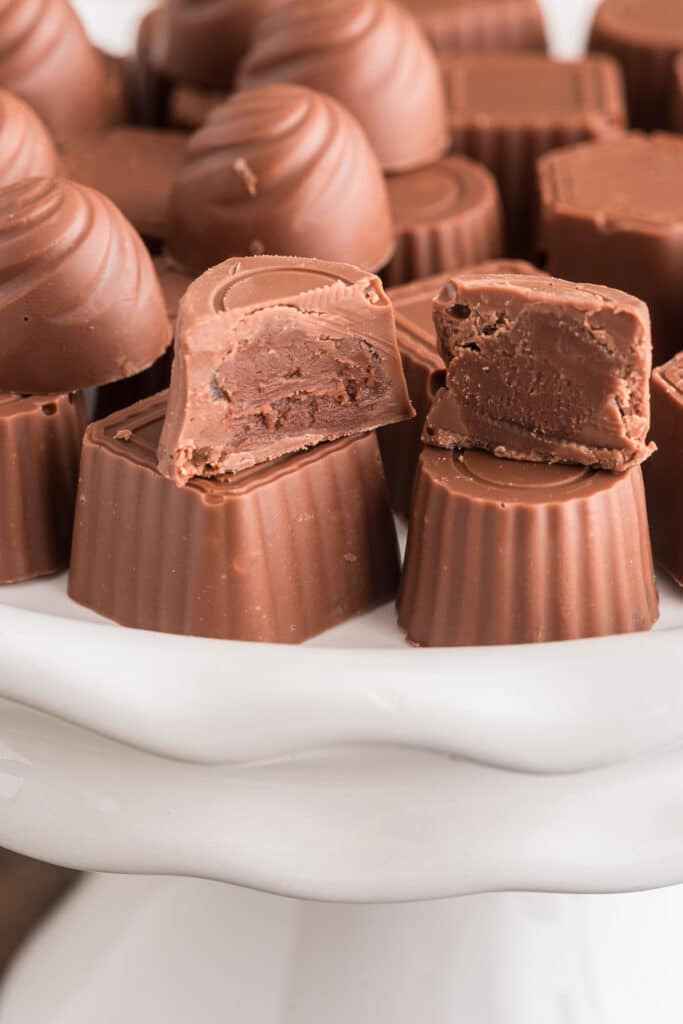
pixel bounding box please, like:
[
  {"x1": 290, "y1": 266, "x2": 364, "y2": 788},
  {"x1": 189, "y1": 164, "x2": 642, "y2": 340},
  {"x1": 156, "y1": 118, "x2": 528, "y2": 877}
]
[
  {"x1": 402, "y1": 0, "x2": 545, "y2": 52},
  {"x1": 168, "y1": 84, "x2": 394, "y2": 274},
  {"x1": 592, "y1": 0, "x2": 683, "y2": 45},
  {"x1": 0, "y1": 177, "x2": 170, "y2": 394},
  {"x1": 386, "y1": 155, "x2": 500, "y2": 231},
  {"x1": 0, "y1": 90, "x2": 59, "y2": 187},
  {"x1": 237, "y1": 0, "x2": 449, "y2": 173}
]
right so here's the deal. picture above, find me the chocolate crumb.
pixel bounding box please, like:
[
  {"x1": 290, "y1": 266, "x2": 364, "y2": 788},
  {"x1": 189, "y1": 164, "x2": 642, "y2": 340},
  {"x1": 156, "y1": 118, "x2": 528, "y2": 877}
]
[{"x1": 114, "y1": 429, "x2": 133, "y2": 442}]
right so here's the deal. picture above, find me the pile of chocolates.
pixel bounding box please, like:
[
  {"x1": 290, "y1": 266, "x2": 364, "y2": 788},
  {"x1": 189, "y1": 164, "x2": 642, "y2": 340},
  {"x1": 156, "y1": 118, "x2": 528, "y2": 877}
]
[{"x1": 1, "y1": 0, "x2": 682, "y2": 648}]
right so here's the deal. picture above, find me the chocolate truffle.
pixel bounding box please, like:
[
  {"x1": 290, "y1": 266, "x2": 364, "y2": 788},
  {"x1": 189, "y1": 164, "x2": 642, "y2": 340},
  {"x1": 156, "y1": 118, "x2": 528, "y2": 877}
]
[
  {"x1": 0, "y1": 177, "x2": 170, "y2": 394},
  {"x1": 167, "y1": 84, "x2": 394, "y2": 274},
  {"x1": 0, "y1": 392, "x2": 85, "y2": 583},
  {"x1": 382, "y1": 155, "x2": 504, "y2": 288},
  {"x1": 402, "y1": 0, "x2": 546, "y2": 54},
  {"x1": 63, "y1": 128, "x2": 188, "y2": 243},
  {"x1": 398, "y1": 447, "x2": 659, "y2": 646},
  {"x1": 158, "y1": 255, "x2": 413, "y2": 482},
  {"x1": 643, "y1": 353, "x2": 683, "y2": 587},
  {"x1": 590, "y1": 0, "x2": 683, "y2": 130},
  {"x1": 443, "y1": 54, "x2": 627, "y2": 253},
  {"x1": 0, "y1": 0, "x2": 114, "y2": 145},
  {"x1": 426, "y1": 274, "x2": 654, "y2": 472},
  {"x1": 537, "y1": 132, "x2": 683, "y2": 365},
  {"x1": 0, "y1": 851, "x2": 76, "y2": 972},
  {"x1": 0, "y1": 89, "x2": 60, "y2": 187},
  {"x1": 69, "y1": 392, "x2": 400, "y2": 644},
  {"x1": 237, "y1": 0, "x2": 449, "y2": 173}
]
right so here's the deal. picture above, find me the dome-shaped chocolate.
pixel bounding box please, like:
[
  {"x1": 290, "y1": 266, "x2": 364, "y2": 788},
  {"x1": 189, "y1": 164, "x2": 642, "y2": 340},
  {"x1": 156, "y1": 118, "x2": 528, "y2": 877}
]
[
  {"x1": 167, "y1": 83, "x2": 395, "y2": 274},
  {"x1": 0, "y1": 90, "x2": 59, "y2": 187},
  {"x1": 0, "y1": 0, "x2": 112, "y2": 145},
  {"x1": 0, "y1": 177, "x2": 170, "y2": 394},
  {"x1": 237, "y1": 0, "x2": 449, "y2": 173}
]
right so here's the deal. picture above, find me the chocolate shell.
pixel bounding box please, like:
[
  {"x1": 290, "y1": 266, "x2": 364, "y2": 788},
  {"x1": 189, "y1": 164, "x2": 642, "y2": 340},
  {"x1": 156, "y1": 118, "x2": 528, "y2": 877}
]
[
  {"x1": 402, "y1": 0, "x2": 546, "y2": 54},
  {"x1": 0, "y1": 177, "x2": 170, "y2": 394},
  {"x1": 167, "y1": 84, "x2": 394, "y2": 274},
  {"x1": 382, "y1": 155, "x2": 504, "y2": 288},
  {"x1": 398, "y1": 447, "x2": 659, "y2": 646},
  {"x1": 69, "y1": 392, "x2": 401, "y2": 644},
  {"x1": 0, "y1": 89, "x2": 60, "y2": 187},
  {"x1": 237, "y1": 0, "x2": 449, "y2": 173},
  {"x1": 0, "y1": 392, "x2": 86, "y2": 584},
  {"x1": 0, "y1": 0, "x2": 113, "y2": 145},
  {"x1": 643, "y1": 353, "x2": 683, "y2": 587}
]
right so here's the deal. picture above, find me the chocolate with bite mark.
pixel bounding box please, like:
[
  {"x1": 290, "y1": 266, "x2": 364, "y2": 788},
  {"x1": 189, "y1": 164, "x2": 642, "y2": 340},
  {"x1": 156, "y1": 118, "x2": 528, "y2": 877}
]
[
  {"x1": 643, "y1": 353, "x2": 683, "y2": 587},
  {"x1": 158, "y1": 255, "x2": 413, "y2": 483},
  {"x1": 425, "y1": 274, "x2": 654, "y2": 472},
  {"x1": 401, "y1": 0, "x2": 546, "y2": 55}
]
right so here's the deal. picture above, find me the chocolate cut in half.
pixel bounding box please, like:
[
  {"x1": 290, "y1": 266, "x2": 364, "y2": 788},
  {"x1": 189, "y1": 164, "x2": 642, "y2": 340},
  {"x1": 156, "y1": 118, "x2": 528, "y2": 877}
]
[
  {"x1": 643, "y1": 353, "x2": 683, "y2": 587},
  {"x1": 401, "y1": 0, "x2": 546, "y2": 55},
  {"x1": 425, "y1": 273, "x2": 654, "y2": 472},
  {"x1": 398, "y1": 447, "x2": 659, "y2": 647},
  {"x1": 69, "y1": 392, "x2": 400, "y2": 644}
]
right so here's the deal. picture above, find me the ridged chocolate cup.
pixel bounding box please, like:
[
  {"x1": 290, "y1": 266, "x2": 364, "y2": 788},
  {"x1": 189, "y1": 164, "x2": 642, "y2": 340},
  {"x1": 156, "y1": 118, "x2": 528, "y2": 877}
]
[
  {"x1": 643, "y1": 353, "x2": 683, "y2": 587},
  {"x1": 398, "y1": 447, "x2": 659, "y2": 647},
  {"x1": 69, "y1": 392, "x2": 400, "y2": 644},
  {"x1": 0, "y1": 90, "x2": 60, "y2": 187},
  {"x1": 0, "y1": 392, "x2": 86, "y2": 584},
  {"x1": 402, "y1": 0, "x2": 546, "y2": 54},
  {"x1": 382, "y1": 155, "x2": 504, "y2": 288}
]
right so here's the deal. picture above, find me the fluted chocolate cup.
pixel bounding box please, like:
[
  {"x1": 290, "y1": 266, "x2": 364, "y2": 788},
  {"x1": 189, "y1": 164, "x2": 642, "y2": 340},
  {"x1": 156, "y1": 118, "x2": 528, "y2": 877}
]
[
  {"x1": 401, "y1": 0, "x2": 546, "y2": 55},
  {"x1": 0, "y1": 392, "x2": 86, "y2": 584},
  {"x1": 69, "y1": 392, "x2": 400, "y2": 644},
  {"x1": 398, "y1": 447, "x2": 659, "y2": 647}
]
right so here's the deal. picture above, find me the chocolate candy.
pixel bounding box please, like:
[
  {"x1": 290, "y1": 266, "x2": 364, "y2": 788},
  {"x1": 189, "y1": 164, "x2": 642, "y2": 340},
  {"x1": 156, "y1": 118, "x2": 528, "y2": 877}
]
[
  {"x1": 381, "y1": 155, "x2": 504, "y2": 288},
  {"x1": 63, "y1": 128, "x2": 188, "y2": 244},
  {"x1": 158, "y1": 255, "x2": 413, "y2": 482},
  {"x1": 643, "y1": 353, "x2": 683, "y2": 587},
  {"x1": 132, "y1": 8, "x2": 171, "y2": 126},
  {"x1": 443, "y1": 54, "x2": 627, "y2": 253},
  {"x1": 0, "y1": 851, "x2": 76, "y2": 972},
  {"x1": 168, "y1": 82, "x2": 227, "y2": 130},
  {"x1": 401, "y1": 0, "x2": 546, "y2": 54},
  {"x1": 69, "y1": 393, "x2": 400, "y2": 644},
  {"x1": 590, "y1": 0, "x2": 683, "y2": 130},
  {"x1": 167, "y1": 84, "x2": 394, "y2": 275},
  {"x1": 671, "y1": 53, "x2": 683, "y2": 132},
  {"x1": 0, "y1": 177, "x2": 170, "y2": 394},
  {"x1": 0, "y1": 89, "x2": 60, "y2": 187},
  {"x1": 237, "y1": 0, "x2": 449, "y2": 173},
  {"x1": 378, "y1": 259, "x2": 542, "y2": 515},
  {"x1": 398, "y1": 447, "x2": 659, "y2": 646},
  {"x1": 0, "y1": 392, "x2": 85, "y2": 583},
  {"x1": 425, "y1": 274, "x2": 654, "y2": 472},
  {"x1": 537, "y1": 133, "x2": 683, "y2": 366}
]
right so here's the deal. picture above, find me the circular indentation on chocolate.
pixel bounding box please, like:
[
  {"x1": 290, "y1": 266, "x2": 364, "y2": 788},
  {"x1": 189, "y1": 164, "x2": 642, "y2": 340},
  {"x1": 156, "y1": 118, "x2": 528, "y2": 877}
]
[
  {"x1": 458, "y1": 449, "x2": 590, "y2": 490},
  {"x1": 218, "y1": 266, "x2": 349, "y2": 311},
  {"x1": 387, "y1": 166, "x2": 462, "y2": 222}
]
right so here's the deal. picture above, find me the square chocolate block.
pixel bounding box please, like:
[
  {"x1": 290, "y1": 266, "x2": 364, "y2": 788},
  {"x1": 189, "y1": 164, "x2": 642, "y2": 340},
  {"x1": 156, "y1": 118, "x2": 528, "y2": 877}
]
[{"x1": 643, "y1": 353, "x2": 683, "y2": 586}]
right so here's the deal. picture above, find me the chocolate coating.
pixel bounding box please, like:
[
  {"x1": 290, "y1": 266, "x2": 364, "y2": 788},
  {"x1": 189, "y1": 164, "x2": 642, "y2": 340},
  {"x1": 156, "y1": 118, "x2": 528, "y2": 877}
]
[
  {"x1": 237, "y1": 0, "x2": 449, "y2": 173},
  {"x1": 398, "y1": 447, "x2": 659, "y2": 646},
  {"x1": 0, "y1": 89, "x2": 60, "y2": 187},
  {"x1": 643, "y1": 353, "x2": 683, "y2": 587},
  {"x1": 70, "y1": 392, "x2": 400, "y2": 644},
  {"x1": 401, "y1": 0, "x2": 546, "y2": 54},
  {"x1": 0, "y1": 177, "x2": 170, "y2": 394},
  {"x1": 167, "y1": 84, "x2": 394, "y2": 274}
]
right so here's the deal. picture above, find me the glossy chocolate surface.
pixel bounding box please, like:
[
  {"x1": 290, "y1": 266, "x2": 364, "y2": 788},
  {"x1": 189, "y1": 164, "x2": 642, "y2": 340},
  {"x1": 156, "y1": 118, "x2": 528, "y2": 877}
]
[
  {"x1": 0, "y1": 89, "x2": 60, "y2": 187},
  {"x1": 643, "y1": 353, "x2": 683, "y2": 587}
]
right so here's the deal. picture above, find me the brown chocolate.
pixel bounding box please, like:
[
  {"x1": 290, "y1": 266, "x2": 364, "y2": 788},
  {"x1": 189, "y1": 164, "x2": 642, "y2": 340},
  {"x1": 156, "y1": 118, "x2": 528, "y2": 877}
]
[
  {"x1": 0, "y1": 851, "x2": 76, "y2": 971},
  {"x1": 671, "y1": 52, "x2": 683, "y2": 132},
  {"x1": 0, "y1": 177, "x2": 170, "y2": 394},
  {"x1": 536, "y1": 132, "x2": 683, "y2": 366},
  {"x1": 379, "y1": 259, "x2": 542, "y2": 515},
  {"x1": 132, "y1": 8, "x2": 171, "y2": 126},
  {"x1": 0, "y1": 89, "x2": 60, "y2": 187},
  {"x1": 426, "y1": 274, "x2": 654, "y2": 472},
  {"x1": 402, "y1": 0, "x2": 546, "y2": 54},
  {"x1": 590, "y1": 0, "x2": 683, "y2": 130},
  {"x1": 643, "y1": 353, "x2": 683, "y2": 587},
  {"x1": 398, "y1": 447, "x2": 659, "y2": 646},
  {"x1": 167, "y1": 84, "x2": 394, "y2": 275},
  {"x1": 0, "y1": 392, "x2": 85, "y2": 583},
  {"x1": 168, "y1": 82, "x2": 228, "y2": 130},
  {"x1": 443, "y1": 54, "x2": 627, "y2": 253},
  {"x1": 381, "y1": 155, "x2": 504, "y2": 288},
  {"x1": 237, "y1": 0, "x2": 449, "y2": 174},
  {"x1": 63, "y1": 128, "x2": 188, "y2": 243},
  {"x1": 69, "y1": 392, "x2": 400, "y2": 644},
  {"x1": 158, "y1": 255, "x2": 413, "y2": 482}
]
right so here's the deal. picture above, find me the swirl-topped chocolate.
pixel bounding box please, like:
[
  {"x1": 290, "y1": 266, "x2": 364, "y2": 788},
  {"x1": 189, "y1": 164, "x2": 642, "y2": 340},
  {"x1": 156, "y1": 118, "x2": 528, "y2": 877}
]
[
  {"x1": 0, "y1": 0, "x2": 112, "y2": 145},
  {"x1": 0, "y1": 177, "x2": 170, "y2": 394},
  {"x1": 167, "y1": 83, "x2": 394, "y2": 274},
  {"x1": 0, "y1": 89, "x2": 59, "y2": 187},
  {"x1": 237, "y1": 0, "x2": 449, "y2": 173}
]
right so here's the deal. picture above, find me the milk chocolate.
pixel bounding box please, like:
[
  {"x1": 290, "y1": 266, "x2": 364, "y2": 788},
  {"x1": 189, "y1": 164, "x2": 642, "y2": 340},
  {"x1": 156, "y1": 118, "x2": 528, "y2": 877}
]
[
  {"x1": 426, "y1": 274, "x2": 653, "y2": 471},
  {"x1": 237, "y1": 0, "x2": 449, "y2": 174},
  {"x1": 0, "y1": 851, "x2": 76, "y2": 972},
  {"x1": 671, "y1": 52, "x2": 683, "y2": 132},
  {"x1": 590, "y1": 0, "x2": 683, "y2": 130},
  {"x1": 168, "y1": 82, "x2": 227, "y2": 130},
  {"x1": 0, "y1": 90, "x2": 60, "y2": 187},
  {"x1": 158, "y1": 256, "x2": 413, "y2": 482},
  {"x1": 536, "y1": 132, "x2": 683, "y2": 365},
  {"x1": 0, "y1": 177, "x2": 170, "y2": 394},
  {"x1": 398, "y1": 447, "x2": 659, "y2": 646},
  {"x1": 70, "y1": 392, "x2": 400, "y2": 644},
  {"x1": 443, "y1": 54, "x2": 627, "y2": 253},
  {"x1": 643, "y1": 354, "x2": 683, "y2": 587},
  {"x1": 0, "y1": 392, "x2": 85, "y2": 583},
  {"x1": 63, "y1": 128, "x2": 188, "y2": 243},
  {"x1": 382, "y1": 155, "x2": 504, "y2": 288},
  {"x1": 132, "y1": 8, "x2": 171, "y2": 126},
  {"x1": 167, "y1": 84, "x2": 394, "y2": 275},
  {"x1": 401, "y1": 0, "x2": 546, "y2": 54}
]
